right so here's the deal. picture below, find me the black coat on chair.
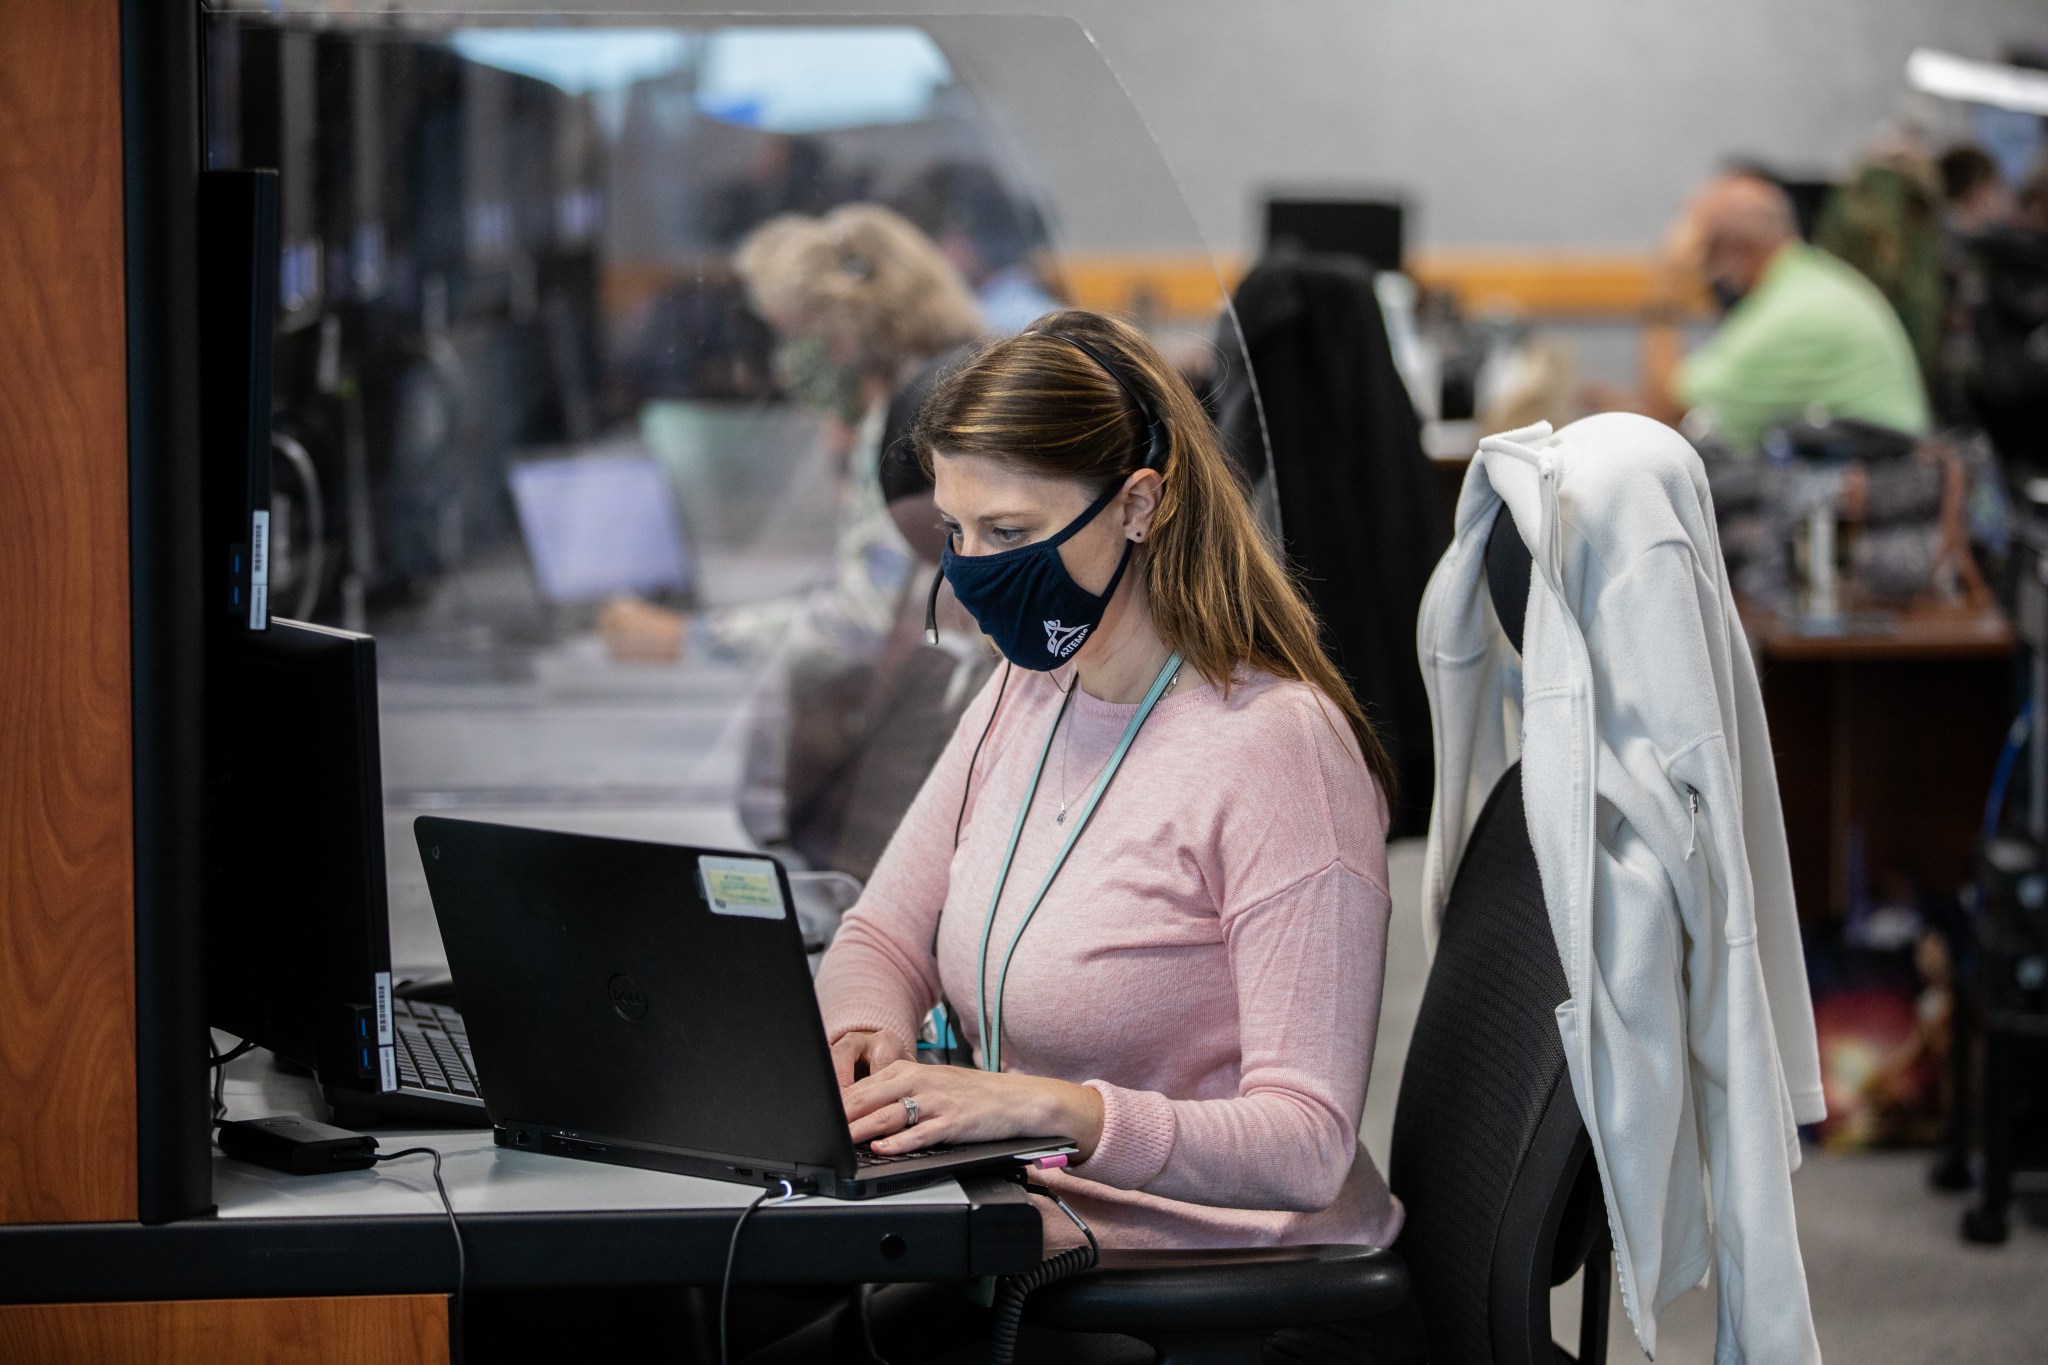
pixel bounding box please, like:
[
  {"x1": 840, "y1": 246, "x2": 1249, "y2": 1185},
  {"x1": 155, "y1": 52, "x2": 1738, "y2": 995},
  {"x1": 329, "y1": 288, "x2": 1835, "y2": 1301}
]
[{"x1": 1217, "y1": 254, "x2": 1447, "y2": 837}]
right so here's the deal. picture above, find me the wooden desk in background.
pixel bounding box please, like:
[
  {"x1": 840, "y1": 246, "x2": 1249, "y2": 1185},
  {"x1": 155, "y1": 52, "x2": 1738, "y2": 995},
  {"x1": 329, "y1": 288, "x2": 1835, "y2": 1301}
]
[{"x1": 1740, "y1": 599, "x2": 2015, "y2": 923}]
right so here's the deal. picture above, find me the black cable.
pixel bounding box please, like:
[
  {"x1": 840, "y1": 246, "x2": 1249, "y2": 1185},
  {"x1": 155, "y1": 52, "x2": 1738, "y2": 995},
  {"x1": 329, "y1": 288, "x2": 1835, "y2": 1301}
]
[
  {"x1": 986, "y1": 1188, "x2": 1099, "y2": 1365},
  {"x1": 721, "y1": 1180, "x2": 796, "y2": 1365},
  {"x1": 207, "y1": 1035, "x2": 257, "y2": 1125},
  {"x1": 375, "y1": 1147, "x2": 466, "y2": 1365},
  {"x1": 953, "y1": 661, "x2": 1011, "y2": 852}
]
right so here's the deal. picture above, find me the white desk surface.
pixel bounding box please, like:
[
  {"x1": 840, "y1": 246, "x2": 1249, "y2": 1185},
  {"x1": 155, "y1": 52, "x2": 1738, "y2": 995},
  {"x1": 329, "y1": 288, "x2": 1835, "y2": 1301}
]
[{"x1": 214, "y1": 1051, "x2": 969, "y2": 1222}]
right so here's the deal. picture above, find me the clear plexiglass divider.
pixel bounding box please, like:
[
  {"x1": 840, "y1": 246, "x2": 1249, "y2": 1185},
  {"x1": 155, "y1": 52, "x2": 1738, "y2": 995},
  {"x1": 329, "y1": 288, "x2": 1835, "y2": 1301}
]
[{"x1": 197, "y1": 8, "x2": 1268, "y2": 967}]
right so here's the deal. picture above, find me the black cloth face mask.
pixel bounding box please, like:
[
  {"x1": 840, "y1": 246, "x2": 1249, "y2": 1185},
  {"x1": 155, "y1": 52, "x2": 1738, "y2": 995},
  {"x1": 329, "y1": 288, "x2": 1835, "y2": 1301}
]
[{"x1": 939, "y1": 479, "x2": 1133, "y2": 670}]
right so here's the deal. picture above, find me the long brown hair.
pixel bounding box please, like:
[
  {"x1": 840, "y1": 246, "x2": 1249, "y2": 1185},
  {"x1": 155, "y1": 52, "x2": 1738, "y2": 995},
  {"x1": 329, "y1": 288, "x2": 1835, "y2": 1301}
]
[{"x1": 913, "y1": 309, "x2": 1397, "y2": 800}]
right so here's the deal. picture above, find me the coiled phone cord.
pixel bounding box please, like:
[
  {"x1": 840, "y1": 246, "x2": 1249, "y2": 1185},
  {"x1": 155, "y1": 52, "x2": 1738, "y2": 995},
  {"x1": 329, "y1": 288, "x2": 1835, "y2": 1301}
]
[{"x1": 985, "y1": 1186, "x2": 1100, "y2": 1365}]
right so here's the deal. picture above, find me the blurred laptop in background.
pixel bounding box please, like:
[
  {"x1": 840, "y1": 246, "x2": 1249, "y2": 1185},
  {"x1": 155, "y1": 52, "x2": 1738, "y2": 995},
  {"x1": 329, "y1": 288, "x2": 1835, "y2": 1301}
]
[{"x1": 509, "y1": 450, "x2": 696, "y2": 607}]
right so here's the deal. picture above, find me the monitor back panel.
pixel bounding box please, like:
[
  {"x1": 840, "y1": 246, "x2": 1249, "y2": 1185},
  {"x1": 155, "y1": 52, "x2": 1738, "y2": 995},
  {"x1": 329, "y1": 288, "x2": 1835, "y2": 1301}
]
[
  {"x1": 1265, "y1": 197, "x2": 1405, "y2": 274},
  {"x1": 414, "y1": 818, "x2": 853, "y2": 1176},
  {"x1": 205, "y1": 620, "x2": 390, "y2": 1088}
]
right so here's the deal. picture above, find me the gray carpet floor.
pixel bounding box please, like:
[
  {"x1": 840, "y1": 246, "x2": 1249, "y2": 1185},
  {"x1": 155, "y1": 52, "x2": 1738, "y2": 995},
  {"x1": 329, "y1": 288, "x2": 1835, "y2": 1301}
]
[{"x1": 1366, "y1": 840, "x2": 2048, "y2": 1364}]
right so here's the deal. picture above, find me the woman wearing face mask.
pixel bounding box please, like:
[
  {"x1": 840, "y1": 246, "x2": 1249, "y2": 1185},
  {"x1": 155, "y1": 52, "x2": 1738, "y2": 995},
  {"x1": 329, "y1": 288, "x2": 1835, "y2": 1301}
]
[
  {"x1": 804, "y1": 311, "x2": 1408, "y2": 1362},
  {"x1": 599, "y1": 203, "x2": 983, "y2": 663}
]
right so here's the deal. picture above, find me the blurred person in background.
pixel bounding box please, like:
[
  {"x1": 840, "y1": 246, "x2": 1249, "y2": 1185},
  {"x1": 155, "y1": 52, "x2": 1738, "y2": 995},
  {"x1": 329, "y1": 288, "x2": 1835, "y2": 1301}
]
[
  {"x1": 893, "y1": 160, "x2": 1063, "y2": 334},
  {"x1": 707, "y1": 134, "x2": 843, "y2": 248},
  {"x1": 1939, "y1": 144, "x2": 2015, "y2": 237},
  {"x1": 1932, "y1": 145, "x2": 2014, "y2": 422},
  {"x1": 1949, "y1": 156, "x2": 2048, "y2": 468},
  {"x1": 600, "y1": 204, "x2": 984, "y2": 662},
  {"x1": 1626, "y1": 171, "x2": 1931, "y2": 451},
  {"x1": 2019, "y1": 159, "x2": 2048, "y2": 234},
  {"x1": 1815, "y1": 143, "x2": 1945, "y2": 383}
]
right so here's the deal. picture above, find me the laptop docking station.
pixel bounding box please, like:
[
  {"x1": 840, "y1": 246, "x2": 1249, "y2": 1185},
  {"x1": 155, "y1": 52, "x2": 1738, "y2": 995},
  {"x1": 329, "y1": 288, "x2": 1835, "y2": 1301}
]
[{"x1": 219, "y1": 1116, "x2": 380, "y2": 1175}]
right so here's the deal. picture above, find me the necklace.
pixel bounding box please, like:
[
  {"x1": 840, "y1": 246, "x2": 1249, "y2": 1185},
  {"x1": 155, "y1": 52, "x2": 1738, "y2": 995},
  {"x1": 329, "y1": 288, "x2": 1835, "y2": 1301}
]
[
  {"x1": 1055, "y1": 661, "x2": 1180, "y2": 824},
  {"x1": 1055, "y1": 709, "x2": 1081, "y2": 825}
]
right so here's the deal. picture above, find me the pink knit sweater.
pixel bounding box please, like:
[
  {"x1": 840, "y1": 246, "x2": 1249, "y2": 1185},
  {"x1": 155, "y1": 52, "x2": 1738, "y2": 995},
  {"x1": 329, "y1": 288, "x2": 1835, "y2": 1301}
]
[{"x1": 815, "y1": 663, "x2": 1404, "y2": 1250}]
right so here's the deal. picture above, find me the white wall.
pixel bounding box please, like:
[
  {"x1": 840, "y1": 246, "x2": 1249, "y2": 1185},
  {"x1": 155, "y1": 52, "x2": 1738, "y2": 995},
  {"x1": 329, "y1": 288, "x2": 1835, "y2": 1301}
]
[
  {"x1": 1069, "y1": 0, "x2": 2043, "y2": 251},
  {"x1": 673, "y1": 0, "x2": 2042, "y2": 253}
]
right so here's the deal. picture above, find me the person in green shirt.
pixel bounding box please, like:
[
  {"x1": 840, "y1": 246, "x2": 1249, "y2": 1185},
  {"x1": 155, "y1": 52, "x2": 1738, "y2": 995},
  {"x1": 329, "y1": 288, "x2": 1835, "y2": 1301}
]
[{"x1": 1672, "y1": 173, "x2": 1931, "y2": 451}]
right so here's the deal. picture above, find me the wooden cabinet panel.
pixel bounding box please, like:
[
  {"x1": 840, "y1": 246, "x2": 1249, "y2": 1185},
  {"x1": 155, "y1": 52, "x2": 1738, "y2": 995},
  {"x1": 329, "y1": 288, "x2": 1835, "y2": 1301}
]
[
  {"x1": 0, "y1": 1296, "x2": 449, "y2": 1365},
  {"x1": 1760, "y1": 656, "x2": 2009, "y2": 920},
  {"x1": 0, "y1": 7, "x2": 138, "y2": 1221}
]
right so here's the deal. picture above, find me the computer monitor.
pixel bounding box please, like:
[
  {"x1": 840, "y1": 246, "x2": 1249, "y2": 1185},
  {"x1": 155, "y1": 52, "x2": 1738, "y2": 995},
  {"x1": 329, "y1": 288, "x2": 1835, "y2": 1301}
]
[
  {"x1": 204, "y1": 618, "x2": 395, "y2": 1094},
  {"x1": 196, "y1": 168, "x2": 280, "y2": 631},
  {"x1": 1265, "y1": 197, "x2": 1406, "y2": 274}
]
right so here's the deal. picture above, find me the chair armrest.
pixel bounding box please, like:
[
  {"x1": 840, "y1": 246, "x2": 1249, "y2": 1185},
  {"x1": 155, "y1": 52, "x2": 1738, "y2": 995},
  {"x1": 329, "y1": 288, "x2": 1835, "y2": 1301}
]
[{"x1": 1022, "y1": 1244, "x2": 1409, "y2": 1334}]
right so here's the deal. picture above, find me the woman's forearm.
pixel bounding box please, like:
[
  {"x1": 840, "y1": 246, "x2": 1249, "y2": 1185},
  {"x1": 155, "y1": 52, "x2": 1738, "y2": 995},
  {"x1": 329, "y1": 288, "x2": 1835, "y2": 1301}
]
[
  {"x1": 1031, "y1": 1076, "x2": 1105, "y2": 1161},
  {"x1": 813, "y1": 924, "x2": 933, "y2": 1051}
]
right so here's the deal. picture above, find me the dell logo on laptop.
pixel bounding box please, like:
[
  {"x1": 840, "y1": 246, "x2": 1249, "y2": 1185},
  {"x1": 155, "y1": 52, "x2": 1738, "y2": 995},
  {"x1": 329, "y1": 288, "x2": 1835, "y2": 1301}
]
[{"x1": 608, "y1": 974, "x2": 648, "y2": 1022}]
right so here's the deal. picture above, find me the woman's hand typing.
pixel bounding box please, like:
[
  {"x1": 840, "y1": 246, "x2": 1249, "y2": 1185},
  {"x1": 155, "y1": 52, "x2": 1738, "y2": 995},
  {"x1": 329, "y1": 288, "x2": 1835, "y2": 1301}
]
[
  {"x1": 842, "y1": 1059, "x2": 1106, "y2": 1160},
  {"x1": 828, "y1": 1029, "x2": 915, "y2": 1089}
]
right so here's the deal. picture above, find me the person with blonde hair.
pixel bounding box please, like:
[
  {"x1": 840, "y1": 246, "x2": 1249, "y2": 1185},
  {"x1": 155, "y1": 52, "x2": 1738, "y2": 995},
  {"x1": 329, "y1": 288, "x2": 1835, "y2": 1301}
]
[
  {"x1": 740, "y1": 202, "x2": 984, "y2": 407},
  {"x1": 770, "y1": 310, "x2": 1411, "y2": 1362},
  {"x1": 601, "y1": 203, "x2": 984, "y2": 662}
]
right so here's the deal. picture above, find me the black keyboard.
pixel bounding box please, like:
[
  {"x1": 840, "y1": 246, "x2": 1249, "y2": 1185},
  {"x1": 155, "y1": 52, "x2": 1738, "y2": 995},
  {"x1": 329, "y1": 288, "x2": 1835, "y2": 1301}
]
[{"x1": 393, "y1": 998, "x2": 480, "y2": 1099}]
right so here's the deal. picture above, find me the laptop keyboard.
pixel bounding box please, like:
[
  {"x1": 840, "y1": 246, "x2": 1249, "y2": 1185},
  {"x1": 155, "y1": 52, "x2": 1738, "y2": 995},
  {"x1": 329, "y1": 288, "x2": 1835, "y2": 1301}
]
[
  {"x1": 857, "y1": 1145, "x2": 947, "y2": 1168},
  {"x1": 393, "y1": 999, "x2": 481, "y2": 1099}
]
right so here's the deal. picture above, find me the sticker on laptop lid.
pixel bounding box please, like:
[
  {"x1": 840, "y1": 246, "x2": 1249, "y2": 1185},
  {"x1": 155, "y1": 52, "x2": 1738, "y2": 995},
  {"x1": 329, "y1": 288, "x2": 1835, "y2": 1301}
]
[{"x1": 698, "y1": 855, "x2": 787, "y2": 920}]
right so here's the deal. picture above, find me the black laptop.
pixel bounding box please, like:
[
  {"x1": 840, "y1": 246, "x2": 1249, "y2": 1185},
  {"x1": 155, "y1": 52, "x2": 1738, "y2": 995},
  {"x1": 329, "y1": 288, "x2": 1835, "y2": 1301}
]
[{"x1": 413, "y1": 816, "x2": 1073, "y2": 1198}]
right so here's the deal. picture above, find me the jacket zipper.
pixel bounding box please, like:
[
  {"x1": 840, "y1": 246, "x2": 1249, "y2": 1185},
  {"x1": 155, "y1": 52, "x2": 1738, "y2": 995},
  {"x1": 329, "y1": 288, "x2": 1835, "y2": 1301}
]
[{"x1": 1685, "y1": 787, "x2": 1700, "y2": 860}]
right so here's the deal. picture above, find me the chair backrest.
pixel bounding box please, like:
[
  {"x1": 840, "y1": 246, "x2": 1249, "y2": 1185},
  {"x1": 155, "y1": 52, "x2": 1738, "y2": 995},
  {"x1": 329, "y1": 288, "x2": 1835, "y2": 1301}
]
[{"x1": 1388, "y1": 507, "x2": 1606, "y2": 1365}]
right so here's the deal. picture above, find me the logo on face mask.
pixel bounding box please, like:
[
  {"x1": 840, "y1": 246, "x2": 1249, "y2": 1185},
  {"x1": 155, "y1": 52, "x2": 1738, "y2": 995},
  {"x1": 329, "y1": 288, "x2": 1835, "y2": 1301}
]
[{"x1": 1044, "y1": 620, "x2": 1090, "y2": 658}]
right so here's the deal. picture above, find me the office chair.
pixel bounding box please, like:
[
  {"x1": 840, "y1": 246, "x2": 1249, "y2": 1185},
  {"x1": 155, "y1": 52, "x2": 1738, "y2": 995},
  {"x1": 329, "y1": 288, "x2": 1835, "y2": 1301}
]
[
  {"x1": 1387, "y1": 757, "x2": 1611, "y2": 1365},
  {"x1": 1025, "y1": 505, "x2": 1613, "y2": 1364}
]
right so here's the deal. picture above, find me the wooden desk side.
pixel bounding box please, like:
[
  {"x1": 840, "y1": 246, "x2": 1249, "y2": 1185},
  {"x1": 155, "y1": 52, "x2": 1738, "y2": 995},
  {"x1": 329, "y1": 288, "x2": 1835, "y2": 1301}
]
[
  {"x1": 1739, "y1": 598, "x2": 2013, "y2": 920},
  {"x1": 0, "y1": 4, "x2": 139, "y2": 1223},
  {"x1": 0, "y1": 1296, "x2": 449, "y2": 1365}
]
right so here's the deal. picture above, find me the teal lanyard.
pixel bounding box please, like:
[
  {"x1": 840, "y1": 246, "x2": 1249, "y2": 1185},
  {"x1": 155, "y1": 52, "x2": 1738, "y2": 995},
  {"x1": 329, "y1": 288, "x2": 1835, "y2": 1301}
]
[{"x1": 974, "y1": 651, "x2": 1183, "y2": 1074}]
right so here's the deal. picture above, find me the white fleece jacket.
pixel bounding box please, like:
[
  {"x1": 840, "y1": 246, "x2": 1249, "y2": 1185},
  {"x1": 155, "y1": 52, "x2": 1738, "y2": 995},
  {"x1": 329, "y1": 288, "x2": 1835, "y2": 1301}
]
[{"x1": 1417, "y1": 414, "x2": 1826, "y2": 1364}]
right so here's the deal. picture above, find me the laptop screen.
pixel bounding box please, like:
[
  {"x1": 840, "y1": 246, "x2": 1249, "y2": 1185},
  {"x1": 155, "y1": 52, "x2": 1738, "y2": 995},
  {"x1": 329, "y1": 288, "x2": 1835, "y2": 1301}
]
[{"x1": 509, "y1": 451, "x2": 695, "y2": 603}]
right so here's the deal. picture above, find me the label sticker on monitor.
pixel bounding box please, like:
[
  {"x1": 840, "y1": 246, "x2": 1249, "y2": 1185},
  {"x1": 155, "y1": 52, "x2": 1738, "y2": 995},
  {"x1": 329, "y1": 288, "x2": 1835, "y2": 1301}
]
[
  {"x1": 378, "y1": 1044, "x2": 397, "y2": 1093},
  {"x1": 248, "y1": 509, "x2": 270, "y2": 631},
  {"x1": 374, "y1": 971, "x2": 393, "y2": 1046},
  {"x1": 698, "y1": 855, "x2": 786, "y2": 920}
]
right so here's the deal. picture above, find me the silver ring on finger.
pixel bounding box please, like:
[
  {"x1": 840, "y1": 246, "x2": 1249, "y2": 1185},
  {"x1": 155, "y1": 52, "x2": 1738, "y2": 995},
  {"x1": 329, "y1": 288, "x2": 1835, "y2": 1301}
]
[{"x1": 901, "y1": 1095, "x2": 921, "y2": 1128}]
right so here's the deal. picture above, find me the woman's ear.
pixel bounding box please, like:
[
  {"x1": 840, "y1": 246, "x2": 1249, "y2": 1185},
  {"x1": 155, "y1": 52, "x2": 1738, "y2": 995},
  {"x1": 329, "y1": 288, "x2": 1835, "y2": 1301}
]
[{"x1": 1121, "y1": 469, "x2": 1164, "y2": 543}]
